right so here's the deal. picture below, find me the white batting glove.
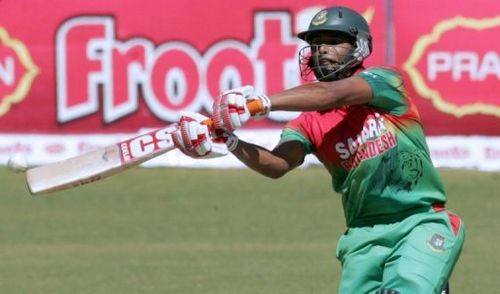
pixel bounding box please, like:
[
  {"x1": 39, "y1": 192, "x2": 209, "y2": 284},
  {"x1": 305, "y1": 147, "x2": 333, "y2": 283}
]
[
  {"x1": 172, "y1": 112, "x2": 212, "y2": 158},
  {"x1": 212, "y1": 85, "x2": 272, "y2": 132},
  {"x1": 171, "y1": 111, "x2": 230, "y2": 159},
  {"x1": 215, "y1": 129, "x2": 239, "y2": 152}
]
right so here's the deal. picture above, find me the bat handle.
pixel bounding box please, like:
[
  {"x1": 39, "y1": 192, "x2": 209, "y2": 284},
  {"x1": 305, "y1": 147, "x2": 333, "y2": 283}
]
[
  {"x1": 246, "y1": 99, "x2": 265, "y2": 115},
  {"x1": 204, "y1": 99, "x2": 264, "y2": 130}
]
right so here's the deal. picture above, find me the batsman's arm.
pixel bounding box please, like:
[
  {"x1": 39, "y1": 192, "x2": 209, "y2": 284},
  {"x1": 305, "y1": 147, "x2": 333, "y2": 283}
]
[
  {"x1": 230, "y1": 139, "x2": 305, "y2": 179},
  {"x1": 267, "y1": 76, "x2": 372, "y2": 112}
]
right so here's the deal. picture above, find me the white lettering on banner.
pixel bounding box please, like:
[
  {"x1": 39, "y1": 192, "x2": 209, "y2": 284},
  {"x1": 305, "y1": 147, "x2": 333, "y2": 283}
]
[
  {"x1": 0, "y1": 56, "x2": 14, "y2": 85},
  {"x1": 55, "y1": 13, "x2": 302, "y2": 123},
  {"x1": 56, "y1": 17, "x2": 113, "y2": 123},
  {"x1": 428, "y1": 51, "x2": 500, "y2": 81}
]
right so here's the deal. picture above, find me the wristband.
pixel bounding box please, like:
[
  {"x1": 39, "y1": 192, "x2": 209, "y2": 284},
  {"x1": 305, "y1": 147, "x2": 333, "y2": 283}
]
[
  {"x1": 252, "y1": 94, "x2": 272, "y2": 120},
  {"x1": 224, "y1": 132, "x2": 239, "y2": 152}
]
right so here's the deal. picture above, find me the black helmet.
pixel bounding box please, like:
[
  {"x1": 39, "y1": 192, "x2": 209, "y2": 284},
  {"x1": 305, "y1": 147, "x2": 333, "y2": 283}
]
[
  {"x1": 298, "y1": 6, "x2": 371, "y2": 44},
  {"x1": 298, "y1": 6, "x2": 372, "y2": 81}
]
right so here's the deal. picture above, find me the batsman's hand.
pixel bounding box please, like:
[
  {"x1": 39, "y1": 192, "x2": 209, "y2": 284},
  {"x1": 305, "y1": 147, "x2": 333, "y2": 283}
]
[
  {"x1": 212, "y1": 85, "x2": 271, "y2": 132},
  {"x1": 172, "y1": 112, "x2": 228, "y2": 158}
]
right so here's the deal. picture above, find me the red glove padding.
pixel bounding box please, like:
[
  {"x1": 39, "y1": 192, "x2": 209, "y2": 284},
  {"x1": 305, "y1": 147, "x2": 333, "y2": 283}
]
[
  {"x1": 212, "y1": 85, "x2": 272, "y2": 132},
  {"x1": 212, "y1": 86, "x2": 253, "y2": 132},
  {"x1": 172, "y1": 112, "x2": 213, "y2": 158}
]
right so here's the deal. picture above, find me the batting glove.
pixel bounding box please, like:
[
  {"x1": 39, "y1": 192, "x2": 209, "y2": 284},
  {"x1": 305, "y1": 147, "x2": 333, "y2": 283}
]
[
  {"x1": 170, "y1": 112, "x2": 214, "y2": 159},
  {"x1": 215, "y1": 129, "x2": 239, "y2": 152},
  {"x1": 172, "y1": 112, "x2": 230, "y2": 159},
  {"x1": 212, "y1": 85, "x2": 272, "y2": 132}
]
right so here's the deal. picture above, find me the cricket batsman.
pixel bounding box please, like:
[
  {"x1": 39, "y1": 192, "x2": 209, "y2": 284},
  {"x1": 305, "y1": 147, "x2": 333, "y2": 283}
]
[{"x1": 172, "y1": 6, "x2": 464, "y2": 294}]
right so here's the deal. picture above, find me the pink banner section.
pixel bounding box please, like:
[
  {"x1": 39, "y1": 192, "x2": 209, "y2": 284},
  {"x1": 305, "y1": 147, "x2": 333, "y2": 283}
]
[
  {"x1": 393, "y1": 0, "x2": 500, "y2": 135},
  {"x1": 0, "y1": 0, "x2": 499, "y2": 170},
  {"x1": 0, "y1": 0, "x2": 385, "y2": 134}
]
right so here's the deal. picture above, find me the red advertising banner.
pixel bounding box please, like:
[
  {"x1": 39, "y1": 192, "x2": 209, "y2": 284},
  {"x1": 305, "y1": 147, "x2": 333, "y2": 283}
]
[
  {"x1": 1, "y1": 0, "x2": 499, "y2": 170},
  {"x1": 394, "y1": 0, "x2": 500, "y2": 135},
  {"x1": 0, "y1": 0, "x2": 386, "y2": 134}
]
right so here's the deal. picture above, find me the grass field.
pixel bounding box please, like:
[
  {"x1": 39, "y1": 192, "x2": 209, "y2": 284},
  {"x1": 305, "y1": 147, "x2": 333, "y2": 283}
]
[{"x1": 0, "y1": 166, "x2": 498, "y2": 293}]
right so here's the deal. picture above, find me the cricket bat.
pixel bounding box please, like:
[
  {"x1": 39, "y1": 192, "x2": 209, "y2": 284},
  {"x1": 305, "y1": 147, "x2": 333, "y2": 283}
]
[
  {"x1": 26, "y1": 124, "x2": 179, "y2": 195},
  {"x1": 25, "y1": 100, "x2": 263, "y2": 195}
]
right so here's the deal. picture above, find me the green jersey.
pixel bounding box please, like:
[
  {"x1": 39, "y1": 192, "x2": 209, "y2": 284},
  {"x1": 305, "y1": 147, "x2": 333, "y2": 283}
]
[{"x1": 281, "y1": 67, "x2": 447, "y2": 227}]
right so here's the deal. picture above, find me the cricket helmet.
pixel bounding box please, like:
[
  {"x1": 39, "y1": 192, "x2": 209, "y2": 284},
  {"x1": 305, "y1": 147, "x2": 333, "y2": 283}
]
[{"x1": 297, "y1": 6, "x2": 372, "y2": 81}]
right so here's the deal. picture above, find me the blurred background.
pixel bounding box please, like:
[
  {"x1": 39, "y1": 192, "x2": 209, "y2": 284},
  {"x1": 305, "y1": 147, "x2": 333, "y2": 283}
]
[{"x1": 0, "y1": 1, "x2": 499, "y2": 293}]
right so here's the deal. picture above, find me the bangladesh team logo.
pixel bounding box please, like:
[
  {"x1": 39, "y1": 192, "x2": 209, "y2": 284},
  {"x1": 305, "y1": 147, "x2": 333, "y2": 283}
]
[
  {"x1": 311, "y1": 10, "x2": 328, "y2": 26},
  {"x1": 427, "y1": 233, "x2": 446, "y2": 252}
]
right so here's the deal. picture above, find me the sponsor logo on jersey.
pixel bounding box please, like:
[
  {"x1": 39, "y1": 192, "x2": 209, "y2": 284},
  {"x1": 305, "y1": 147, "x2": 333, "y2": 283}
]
[{"x1": 336, "y1": 112, "x2": 397, "y2": 170}]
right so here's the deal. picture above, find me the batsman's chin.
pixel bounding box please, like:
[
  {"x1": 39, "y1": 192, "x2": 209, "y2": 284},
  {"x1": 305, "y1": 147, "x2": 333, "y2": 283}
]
[{"x1": 317, "y1": 60, "x2": 339, "y2": 71}]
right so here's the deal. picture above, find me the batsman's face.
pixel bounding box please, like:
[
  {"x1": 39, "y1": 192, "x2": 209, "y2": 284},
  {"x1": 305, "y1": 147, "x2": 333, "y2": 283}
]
[{"x1": 309, "y1": 33, "x2": 354, "y2": 70}]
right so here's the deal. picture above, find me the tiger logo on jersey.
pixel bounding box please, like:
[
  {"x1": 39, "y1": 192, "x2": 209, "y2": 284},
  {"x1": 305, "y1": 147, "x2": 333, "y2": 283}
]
[{"x1": 399, "y1": 150, "x2": 424, "y2": 191}]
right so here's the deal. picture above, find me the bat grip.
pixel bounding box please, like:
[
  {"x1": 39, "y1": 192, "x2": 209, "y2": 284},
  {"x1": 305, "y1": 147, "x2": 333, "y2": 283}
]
[
  {"x1": 246, "y1": 99, "x2": 264, "y2": 115},
  {"x1": 204, "y1": 99, "x2": 264, "y2": 130}
]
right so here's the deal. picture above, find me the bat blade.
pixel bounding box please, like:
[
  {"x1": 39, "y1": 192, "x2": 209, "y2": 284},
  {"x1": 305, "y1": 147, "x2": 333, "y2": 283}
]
[{"x1": 27, "y1": 125, "x2": 177, "y2": 195}]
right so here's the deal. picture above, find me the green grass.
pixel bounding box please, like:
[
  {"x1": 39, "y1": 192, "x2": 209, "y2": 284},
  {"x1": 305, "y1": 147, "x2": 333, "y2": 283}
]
[{"x1": 0, "y1": 167, "x2": 498, "y2": 293}]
